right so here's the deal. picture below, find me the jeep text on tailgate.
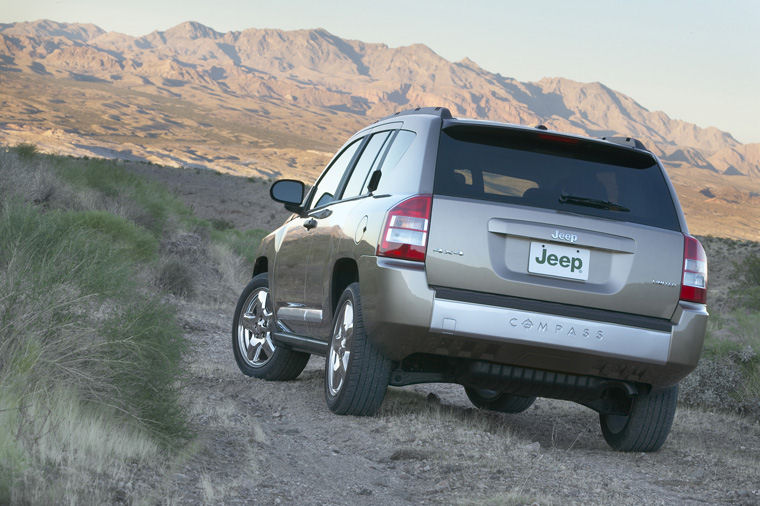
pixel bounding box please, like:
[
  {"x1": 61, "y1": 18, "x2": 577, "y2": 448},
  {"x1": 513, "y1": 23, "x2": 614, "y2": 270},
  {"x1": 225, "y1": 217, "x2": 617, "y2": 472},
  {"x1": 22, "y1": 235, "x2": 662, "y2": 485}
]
[{"x1": 232, "y1": 107, "x2": 708, "y2": 452}]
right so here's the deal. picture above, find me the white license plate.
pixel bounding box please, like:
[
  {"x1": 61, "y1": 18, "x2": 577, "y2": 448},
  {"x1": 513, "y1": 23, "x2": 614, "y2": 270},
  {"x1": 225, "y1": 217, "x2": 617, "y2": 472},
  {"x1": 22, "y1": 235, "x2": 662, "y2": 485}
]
[{"x1": 528, "y1": 242, "x2": 590, "y2": 281}]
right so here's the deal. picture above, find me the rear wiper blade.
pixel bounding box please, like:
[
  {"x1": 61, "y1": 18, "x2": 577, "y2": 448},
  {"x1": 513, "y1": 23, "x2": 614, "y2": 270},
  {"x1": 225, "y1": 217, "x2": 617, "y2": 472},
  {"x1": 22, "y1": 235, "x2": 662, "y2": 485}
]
[{"x1": 559, "y1": 194, "x2": 630, "y2": 212}]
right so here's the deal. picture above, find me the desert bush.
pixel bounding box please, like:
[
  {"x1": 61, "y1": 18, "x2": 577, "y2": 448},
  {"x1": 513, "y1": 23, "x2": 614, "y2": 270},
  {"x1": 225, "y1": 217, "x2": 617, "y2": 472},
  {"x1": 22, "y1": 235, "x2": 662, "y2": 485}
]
[
  {"x1": 12, "y1": 142, "x2": 37, "y2": 158},
  {"x1": 211, "y1": 227, "x2": 268, "y2": 265},
  {"x1": 680, "y1": 312, "x2": 760, "y2": 417},
  {"x1": 208, "y1": 242, "x2": 248, "y2": 298},
  {"x1": 55, "y1": 156, "x2": 190, "y2": 234},
  {"x1": 0, "y1": 388, "x2": 161, "y2": 504},
  {"x1": 734, "y1": 253, "x2": 760, "y2": 309},
  {"x1": 0, "y1": 149, "x2": 268, "y2": 500},
  {"x1": 0, "y1": 149, "x2": 60, "y2": 206},
  {"x1": 157, "y1": 257, "x2": 196, "y2": 297},
  {"x1": 71, "y1": 209, "x2": 159, "y2": 261},
  {"x1": 210, "y1": 217, "x2": 234, "y2": 231},
  {"x1": 0, "y1": 198, "x2": 189, "y2": 501},
  {"x1": 0, "y1": 200, "x2": 189, "y2": 434}
]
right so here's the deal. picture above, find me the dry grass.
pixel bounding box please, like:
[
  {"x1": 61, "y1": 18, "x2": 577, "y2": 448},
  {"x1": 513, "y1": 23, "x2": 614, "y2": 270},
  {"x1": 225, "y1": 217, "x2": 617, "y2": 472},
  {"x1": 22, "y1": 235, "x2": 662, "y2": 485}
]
[
  {"x1": 0, "y1": 148, "x2": 196, "y2": 502},
  {"x1": 0, "y1": 388, "x2": 162, "y2": 504}
]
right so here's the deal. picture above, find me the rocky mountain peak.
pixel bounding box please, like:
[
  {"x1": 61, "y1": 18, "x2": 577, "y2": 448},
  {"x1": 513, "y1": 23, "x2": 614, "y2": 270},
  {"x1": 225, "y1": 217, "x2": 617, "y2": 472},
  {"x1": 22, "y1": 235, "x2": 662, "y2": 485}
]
[
  {"x1": 164, "y1": 21, "x2": 221, "y2": 41},
  {"x1": 0, "y1": 19, "x2": 105, "y2": 42}
]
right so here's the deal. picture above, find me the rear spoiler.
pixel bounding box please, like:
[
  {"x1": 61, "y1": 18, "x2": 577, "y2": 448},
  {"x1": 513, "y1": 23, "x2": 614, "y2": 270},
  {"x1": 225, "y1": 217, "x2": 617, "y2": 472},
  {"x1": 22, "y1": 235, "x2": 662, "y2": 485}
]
[{"x1": 599, "y1": 136, "x2": 649, "y2": 151}]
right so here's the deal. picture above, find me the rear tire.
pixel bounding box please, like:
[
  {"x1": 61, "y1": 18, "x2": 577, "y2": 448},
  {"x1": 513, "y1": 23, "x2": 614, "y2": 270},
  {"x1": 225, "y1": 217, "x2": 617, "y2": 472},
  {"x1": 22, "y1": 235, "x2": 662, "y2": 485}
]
[
  {"x1": 464, "y1": 387, "x2": 536, "y2": 414},
  {"x1": 232, "y1": 273, "x2": 309, "y2": 380},
  {"x1": 324, "y1": 282, "x2": 391, "y2": 416},
  {"x1": 600, "y1": 384, "x2": 678, "y2": 452}
]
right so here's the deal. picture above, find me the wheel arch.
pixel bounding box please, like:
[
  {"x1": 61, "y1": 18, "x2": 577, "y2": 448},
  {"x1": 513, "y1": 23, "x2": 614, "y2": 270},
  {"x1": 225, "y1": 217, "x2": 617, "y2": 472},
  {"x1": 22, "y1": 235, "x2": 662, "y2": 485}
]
[
  {"x1": 331, "y1": 258, "x2": 359, "y2": 314},
  {"x1": 253, "y1": 256, "x2": 268, "y2": 278}
]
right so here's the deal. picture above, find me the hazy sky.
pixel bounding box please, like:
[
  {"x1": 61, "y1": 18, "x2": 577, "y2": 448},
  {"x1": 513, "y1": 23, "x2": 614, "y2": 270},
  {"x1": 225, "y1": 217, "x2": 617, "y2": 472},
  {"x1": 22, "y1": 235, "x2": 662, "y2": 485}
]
[{"x1": 4, "y1": 0, "x2": 759, "y2": 143}]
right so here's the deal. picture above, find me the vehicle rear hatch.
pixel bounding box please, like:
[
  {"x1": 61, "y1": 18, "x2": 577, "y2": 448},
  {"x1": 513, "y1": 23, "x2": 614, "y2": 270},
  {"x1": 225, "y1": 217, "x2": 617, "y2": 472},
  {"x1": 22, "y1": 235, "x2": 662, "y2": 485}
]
[{"x1": 426, "y1": 124, "x2": 685, "y2": 320}]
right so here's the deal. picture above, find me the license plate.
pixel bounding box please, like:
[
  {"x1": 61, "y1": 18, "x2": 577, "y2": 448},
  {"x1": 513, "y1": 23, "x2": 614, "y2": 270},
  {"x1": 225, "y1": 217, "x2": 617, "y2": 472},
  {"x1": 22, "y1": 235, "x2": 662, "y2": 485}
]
[{"x1": 528, "y1": 242, "x2": 590, "y2": 281}]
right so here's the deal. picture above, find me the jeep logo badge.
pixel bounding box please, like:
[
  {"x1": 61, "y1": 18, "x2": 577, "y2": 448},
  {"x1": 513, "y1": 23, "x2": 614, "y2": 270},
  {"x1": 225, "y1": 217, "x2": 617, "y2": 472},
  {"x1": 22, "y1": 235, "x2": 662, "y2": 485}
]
[{"x1": 552, "y1": 230, "x2": 578, "y2": 243}]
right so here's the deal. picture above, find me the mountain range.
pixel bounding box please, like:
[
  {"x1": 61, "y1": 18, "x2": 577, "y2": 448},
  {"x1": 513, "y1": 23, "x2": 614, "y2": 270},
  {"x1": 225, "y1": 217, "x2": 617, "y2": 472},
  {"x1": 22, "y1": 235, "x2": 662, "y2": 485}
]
[{"x1": 1, "y1": 20, "x2": 758, "y2": 238}]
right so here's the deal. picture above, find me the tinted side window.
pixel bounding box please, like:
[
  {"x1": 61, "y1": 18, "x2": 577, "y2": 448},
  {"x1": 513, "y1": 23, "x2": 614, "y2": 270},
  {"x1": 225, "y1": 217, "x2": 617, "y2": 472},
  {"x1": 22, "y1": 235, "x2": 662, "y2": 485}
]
[
  {"x1": 341, "y1": 131, "x2": 392, "y2": 199},
  {"x1": 367, "y1": 130, "x2": 416, "y2": 193},
  {"x1": 310, "y1": 139, "x2": 362, "y2": 210}
]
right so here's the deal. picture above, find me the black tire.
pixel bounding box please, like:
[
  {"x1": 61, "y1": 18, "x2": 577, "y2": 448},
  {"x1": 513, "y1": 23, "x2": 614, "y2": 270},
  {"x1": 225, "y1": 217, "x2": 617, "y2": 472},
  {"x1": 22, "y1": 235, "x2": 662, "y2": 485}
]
[
  {"x1": 232, "y1": 273, "x2": 309, "y2": 380},
  {"x1": 324, "y1": 282, "x2": 391, "y2": 416},
  {"x1": 464, "y1": 387, "x2": 536, "y2": 414},
  {"x1": 600, "y1": 384, "x2": 678, "y2": 452}
]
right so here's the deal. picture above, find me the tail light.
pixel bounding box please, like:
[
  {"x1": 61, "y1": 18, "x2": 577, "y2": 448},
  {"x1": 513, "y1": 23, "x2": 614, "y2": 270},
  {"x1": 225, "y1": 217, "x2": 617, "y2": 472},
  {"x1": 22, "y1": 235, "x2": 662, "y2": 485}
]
[
  {"x1": 377, "y1": 195, "x2": 432, "y2": 262},
  {"x1": 680, "y1": 234, "x2": 708, "y2": 304}
]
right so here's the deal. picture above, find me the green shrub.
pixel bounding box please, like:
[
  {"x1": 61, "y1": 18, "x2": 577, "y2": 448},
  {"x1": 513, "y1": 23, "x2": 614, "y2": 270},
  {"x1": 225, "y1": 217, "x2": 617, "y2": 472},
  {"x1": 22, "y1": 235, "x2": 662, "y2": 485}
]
[
  {"x1": 0, "y1": 152, "x2": 207, "y2": 500},
  {"x1": 70, "y1": 210, "x2": 159, "y2": 261},
  {"x1": 210, "y1": 217, "x2": 234, "y2": 231},
  {"x1": 100, "y1": 299, "x2": 188, "y2": 438},
  {"x1": 0, "y1": 200, "x2": 133, "y2": 299},
  {"x1": 12, "y1": 143, "x2": 37, "y2": 158},
  {"x1": 681, "y1": 312, "x2": 760, "y2": 417},
  {"x1": 734, "y1": 254, "x2": 760, "y2": 309},
  {"x1": 55, "y1": 157, "x2": 191, "y2": 234},
  {"x1": 211, "y1": 228, "x2": 268, "y2": 265},
  {"x1": 0, "y1": 200, "x2": 189, "y2": 442}
]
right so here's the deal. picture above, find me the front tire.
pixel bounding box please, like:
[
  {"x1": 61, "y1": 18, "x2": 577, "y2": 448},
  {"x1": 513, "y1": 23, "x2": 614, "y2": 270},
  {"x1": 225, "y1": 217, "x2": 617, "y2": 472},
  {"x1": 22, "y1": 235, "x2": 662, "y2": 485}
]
[
  {"x1": 464, "y1": 387, "x2": 536, "y2": 414},
  {"x1": 600, "y1": 384, "x2": 678, "y2": 452},
  {"x1": 324, "y1": 282, "x2": 391, "y2": 416},
  {"x1": 232, "y1": 273, "x2": 309, "y2": 380}
]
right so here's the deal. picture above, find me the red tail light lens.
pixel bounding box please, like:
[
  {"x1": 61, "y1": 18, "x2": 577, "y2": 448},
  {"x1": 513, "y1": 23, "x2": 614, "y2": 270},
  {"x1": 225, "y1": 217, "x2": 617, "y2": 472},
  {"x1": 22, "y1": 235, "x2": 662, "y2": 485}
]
[
  {"x1": 680, "y1": 235, "x2": 708, "y2": 304},
  {"x1": 377, "y1": 195, "x2": 432, "y2": 262}
]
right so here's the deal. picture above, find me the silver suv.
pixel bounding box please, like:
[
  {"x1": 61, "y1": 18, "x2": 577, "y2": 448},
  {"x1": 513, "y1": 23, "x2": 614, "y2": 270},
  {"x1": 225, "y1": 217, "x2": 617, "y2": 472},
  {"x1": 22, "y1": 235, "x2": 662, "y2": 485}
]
[{"x1": 232, "y1": 107, "x2": 708, "y2": 452}]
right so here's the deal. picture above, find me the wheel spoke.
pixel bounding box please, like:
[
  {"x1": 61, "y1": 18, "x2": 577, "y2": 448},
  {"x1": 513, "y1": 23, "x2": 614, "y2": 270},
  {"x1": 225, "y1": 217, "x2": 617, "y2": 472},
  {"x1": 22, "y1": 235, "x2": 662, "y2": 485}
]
[
  {"x1": 331, "y1": 358, "x2": 344, "y2": 390},
  {"x1": 256, "y1": 290, "x2": 271, "y2": 321},
  {"x1": 265, "y1": 335, "x2": 276, "y2": 355},
  {"x1": 241, "y1": 312, "x2": 258, "y2": 333},
  {"x1": 253, "y1": 344, "x2": 263, "y2": 363}
]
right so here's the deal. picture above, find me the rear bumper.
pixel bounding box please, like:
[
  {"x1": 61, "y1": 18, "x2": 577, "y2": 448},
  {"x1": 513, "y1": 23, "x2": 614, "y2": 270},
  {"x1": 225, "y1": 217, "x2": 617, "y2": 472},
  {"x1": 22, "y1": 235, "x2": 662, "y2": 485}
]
[
  {"x1": 359, "y1": 256, "x2": 708, "y2": 388},
  {"x1": 430, "y1": 299, "x2": 671, "y2": 363}
]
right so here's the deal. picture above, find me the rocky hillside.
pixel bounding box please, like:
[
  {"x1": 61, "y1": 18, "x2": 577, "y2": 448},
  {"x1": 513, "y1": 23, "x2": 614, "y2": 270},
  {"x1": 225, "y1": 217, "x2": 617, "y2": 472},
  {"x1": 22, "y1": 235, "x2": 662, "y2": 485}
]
[{"x1": 1, "y1": 20, "x2": 758, "y2": 238}]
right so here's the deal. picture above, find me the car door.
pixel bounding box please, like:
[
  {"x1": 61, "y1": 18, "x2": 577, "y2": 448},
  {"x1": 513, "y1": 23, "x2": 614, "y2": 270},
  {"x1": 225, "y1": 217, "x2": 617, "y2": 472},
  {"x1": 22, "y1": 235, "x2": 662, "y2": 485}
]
[
  {"x1": 273, "y1": 138, "x2": 363, "y2": 334},
  {"x1": 304, "y1": 129, "x2": 396, "y2": 338},
  {"x1": 270, "y1": 214, "x2": 315, "y2": 335}
]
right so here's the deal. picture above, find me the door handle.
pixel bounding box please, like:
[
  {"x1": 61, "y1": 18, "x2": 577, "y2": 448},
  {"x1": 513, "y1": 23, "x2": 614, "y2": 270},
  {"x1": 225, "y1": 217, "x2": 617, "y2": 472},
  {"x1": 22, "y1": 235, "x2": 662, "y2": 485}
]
[{"x1": 303, "y1": 218, "x2": 317, "y2": 230}]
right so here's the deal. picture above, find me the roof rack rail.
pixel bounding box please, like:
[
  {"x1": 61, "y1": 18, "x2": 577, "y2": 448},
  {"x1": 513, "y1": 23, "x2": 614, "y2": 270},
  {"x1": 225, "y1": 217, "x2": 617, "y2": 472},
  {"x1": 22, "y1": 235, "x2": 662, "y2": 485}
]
[
  {"x1": 378, "y1": 106, "x2": 452, "y2": 122},
  {"x1": 600, "y1": 136, "x2": 648, "y2": 150}
]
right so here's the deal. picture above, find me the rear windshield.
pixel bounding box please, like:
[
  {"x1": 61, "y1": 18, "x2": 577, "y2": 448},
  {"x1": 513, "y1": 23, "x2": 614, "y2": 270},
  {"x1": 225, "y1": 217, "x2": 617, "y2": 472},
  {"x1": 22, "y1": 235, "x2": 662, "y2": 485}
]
[{"x1": 434, "y1": 125, "x2": 681, "y2": 231}]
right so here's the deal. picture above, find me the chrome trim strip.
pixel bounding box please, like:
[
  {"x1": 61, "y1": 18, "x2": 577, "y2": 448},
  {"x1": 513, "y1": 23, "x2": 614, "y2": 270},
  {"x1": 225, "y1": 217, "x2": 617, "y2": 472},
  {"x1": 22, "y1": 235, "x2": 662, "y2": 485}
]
[
  {"x1": 429, "y1": 299, "x2": 670, "y2": 364},
  {"x1": 277, "y1": 307, "x2": 323, "y2": 323},
  {"x1": 487, "y1": 218, "x2": 635, "y2": 253},
  {"x1": 433, "y1": 286, "x2": 672, "y2": 331}
]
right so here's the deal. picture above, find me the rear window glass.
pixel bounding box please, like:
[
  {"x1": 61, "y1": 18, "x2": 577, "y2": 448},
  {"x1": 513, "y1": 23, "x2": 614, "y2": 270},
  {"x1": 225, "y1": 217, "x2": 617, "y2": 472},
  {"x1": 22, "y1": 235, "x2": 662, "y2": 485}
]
[{"x1": 434, "y1": 126, "x2": 681, "y2": 231}]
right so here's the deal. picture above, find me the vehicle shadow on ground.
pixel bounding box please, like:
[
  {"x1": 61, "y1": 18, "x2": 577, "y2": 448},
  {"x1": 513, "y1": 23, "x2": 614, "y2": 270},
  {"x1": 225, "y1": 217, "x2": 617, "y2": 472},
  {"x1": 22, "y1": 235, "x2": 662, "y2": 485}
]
[{"x1": 297, "y1": 365, "x2": 603, "y2": 452}]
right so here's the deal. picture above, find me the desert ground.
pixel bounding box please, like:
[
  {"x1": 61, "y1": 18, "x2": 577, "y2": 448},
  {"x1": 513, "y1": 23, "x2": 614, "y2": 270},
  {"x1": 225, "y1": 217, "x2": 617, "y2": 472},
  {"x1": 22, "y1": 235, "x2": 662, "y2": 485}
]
[{"x1": 120, "y1": 162, "x2": 760, "y2": 505}]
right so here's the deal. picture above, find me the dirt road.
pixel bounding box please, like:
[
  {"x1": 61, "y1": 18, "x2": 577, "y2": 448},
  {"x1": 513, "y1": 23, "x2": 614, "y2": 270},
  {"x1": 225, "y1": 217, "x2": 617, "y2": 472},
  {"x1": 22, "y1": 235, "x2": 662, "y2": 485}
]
[{"x1": 167, "y1": 300, "x2": 760, "y2": 505}]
